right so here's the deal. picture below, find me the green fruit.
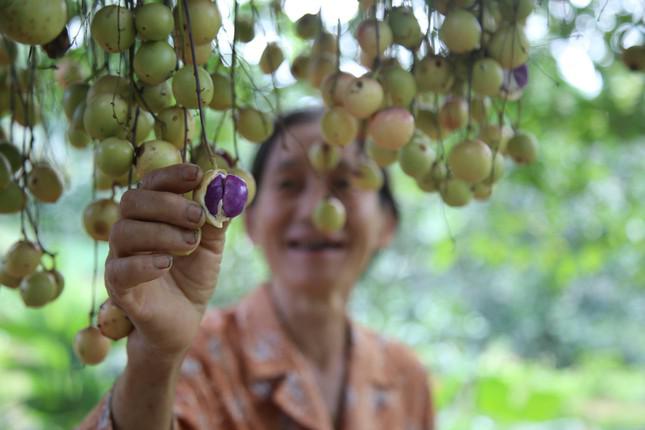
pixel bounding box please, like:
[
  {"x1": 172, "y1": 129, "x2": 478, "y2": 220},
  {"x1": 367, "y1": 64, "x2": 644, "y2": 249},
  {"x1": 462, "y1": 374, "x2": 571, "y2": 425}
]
[
  {"x1": 135, "y1": 3, "x2": 174, "y2": 42},
  {"x1": 380, "y1": 65, "x2": 416, "y2": 107},
  {"x1": 172, "y1": 65, "x2": 213, "y2": 109},
  {"x1": 27, "y1": 163, "x2": 63, "y2": 203},
  {"x1": 321, "y1": 107, "x2": 358, "y2": 147},
  {"x1": 366, "y1": 139, "x2": 399, "y2": 167},
  {"x1": 12, "y1": 96, "x2": 41, "y2": 127},
  {"x1": 313, "y1": 197, "x2": 346, "y2": 234},
  {"x1": 356, "y1": 19, "x2": 393, "y2": 57},
  {"x1": 399, "y1": 135, "x2": 436, "y2": 179},
  {"x1": 95, "y1": 169, "x2": 130, "y2": 191},
  {"x1": 134, "y1": 41, "x2": 177, "y2": 85},
  {"x1": 416, "y1": 170, "x2": 439, "y2": 193},
  {"x1": 118, "y1": 110, "x2": 154, "y2": 143},
  {"x1": 91, "y1": 5, "x2": 136, "y2": 53},
  {"x1": 154, "y1": 107, "x2": 195, "y2": 149},
  {"x1": 237, "y1": 108, "x2": 273, "y2": 144},
  {"x1": 0, "y1": 153, "x2": 11, "y2": 190},
  {"x1": 209, "y1": 73, "x2": 233, "y2": 110},
  {"x1": 448, "y1": 139, "x2": 493, "y2": 184},
  {"x1": 4, "y1": 241, "x2": 42, "y2": 278},
  {"x1": 176, "y1": 38, "x2": 212, "y2": 65},
  {"x1": 489, "y1": 25, "x2": 529, "y2": 69},
  {"x1": 352, "y1": 158, "x2": 383, "y2": 191},
  {"x1": 472, "y1": 58, "x2": 504, "y2": 97},
  {"x1": 259, "y1": 42, "x2": 284, "y2": 74},
  {"x1": 87, "y1": 75, "x2": 131, "y2": 102},
  {"x1": 499, "y1": 0, "x2": 534, "y2": 23},
  {"x1": 0, "y1": 260, "x2": 22, "y2": 288},
  {"x1": 308, "y1": 143, "x2": 341, "y2": 173},
  {"x1": 414, "y1": 55, "x2": 454, "y2": 93},
  {"x1": 387, "y1": 6, "x2": 423, "y2": 49},
  {"x1": 83, "y1": 199, "x2": 119, "y2": 241},
  {"x1": 63, "y1": 83, "x2": 89, "y2": 121},
  {"x1": 135, "y1": 140, "x2": 182, "y2": 180},
  {"x1": 507, "y1": 131, "x2": 537, "y2": 164},
  {"x1": 439, "y1": 97, "x2": 468, "y2": 132},
  {"x1": 440, "y1": 9, "x2": 481, "y2": 54},
  {"x1": 20, "y1": 271, "x2": 56, "y2": 307},
  {"x1": 234, "y1": 15, "x2": 255, "y2": 43},
  {"x1": 343, "y1": 77, "x2": 384, "y2": 119},
  {"x1": 48, "y1": 269, "x2": 65, "y2": 301},
  {"x1": 68, "y1": 103, "x2": 91, "y2": 149},
  {"x1": 415, "y1": 109, "x2": 442, "y2": 140},
  {"x1": 290, "y1": 54, "x2": 311, "y2": 81},
  {"x1": 486, "y1": 153, "x2": 505, "y2": 184},
  {"x1": 138, "y1": 81, "x2": 175, "y2": 114},
  {"x1": 295, "y1": 13, "x2": 321, "y2": 40},
  {"x1": 440, "y1": 179, "x2": 472, "y2": 207},
  {"x1": 174, "y1": 0, "x2": 221, "y2": 45},
  {"x1": 83, "y1": 94, "x2": 129, "y2": 140},
  {"x1": 479, "y1": 123, "x2": 512, "y2": 153},
  {"x1": 96, "y1": 138, "x2": 134, "y2": 177},
  {"x1": 0, "y1": 182, "x2": 26, "y2": 213},
  {"x1": 307, "y1": 53, "x2": 336, "y2": 88},
  {"x1": 0, "y1": 0, "x2": 67, "y2": 45},
  {"x1": 321, "y1": 72, "x2": 355, "y2": 107},
  {"x1": 473, "y1": 182, "x2": 493, "y2": 201}
]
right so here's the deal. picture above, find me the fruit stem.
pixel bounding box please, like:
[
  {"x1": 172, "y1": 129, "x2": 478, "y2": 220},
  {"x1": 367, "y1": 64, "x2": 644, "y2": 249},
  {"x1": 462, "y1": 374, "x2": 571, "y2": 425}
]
[{"x1": 230, "y1": 0, "x2": 240, "y2": 163}]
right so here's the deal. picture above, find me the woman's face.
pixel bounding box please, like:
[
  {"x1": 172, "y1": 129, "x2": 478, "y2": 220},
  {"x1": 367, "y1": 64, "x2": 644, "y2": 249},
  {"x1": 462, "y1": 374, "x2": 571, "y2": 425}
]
[{"x1": 245, "y1": 119, "x2": 396, "y2": 297}]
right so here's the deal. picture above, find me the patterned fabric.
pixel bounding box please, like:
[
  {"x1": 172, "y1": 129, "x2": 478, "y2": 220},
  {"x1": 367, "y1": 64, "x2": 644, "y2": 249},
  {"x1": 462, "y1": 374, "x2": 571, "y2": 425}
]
[{"x1": 78, "y1": 285, "x2": 434, "y2": 430}]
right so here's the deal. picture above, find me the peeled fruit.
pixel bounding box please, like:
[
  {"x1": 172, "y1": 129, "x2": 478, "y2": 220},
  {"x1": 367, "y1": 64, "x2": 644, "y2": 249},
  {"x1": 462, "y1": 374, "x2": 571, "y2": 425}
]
[
  {"x1": 135, "y1": 140, "x2": 182, "y2": 180},
  {"x1": 194, "y1": 170, "x2": 248, "y2": 228},
  {"x1": 352, "y1": 158, "x2": 383, "y2": 191},
  {"x1": 621, "y1": 45, "x2": 645, "y2": 72},
  {"x1": 135, "y1": 3, "x2": 174, "y2": 42},
  {"x1": 96, "y1": 138, "x2": 134, "y2": 177},
  {"x1": 0, "y1": 182, "x2": 26, "y2": 214},
  {"x1": 74, "y1": 327, "x2": 110, "y2": 365},
  {"x1": 387, "y1": 6, "x2": 423, "y2": 49},
  {"x1": 356, "y1": 19, "x2": 393, "y2": 57},
  {"x1": 91, "y1": 5, "x2": 136, "y2": 53},
  {"x1": 489, "y1": 25, "x2": 529, "y2": 69},
  {"x1": 448, "y1": 139, "x2": 493, "y2": 184},
  {"x1": 154, "y1": 107, "x2": 195, "y2": 149},
  {"x1": 259, "y1": 43, "x2": 284, "y2": 74},
  {"x1": 234, "y1": 15, "x2": 255, "y2": 43},
  {"x1": 209, "y1": 73, "x2": 233, "y2": 110},
  {"x1": 506, "y1": 131, "x2": 537, "y2": 164},
  {"x1": 83, "y1": 94, "x2": 129, "y2": 140},
  {"x1": 366, "y1": 139, "x2": 399, "y2": 167},
  {"x1": 63, "y1": 83, "x2": 89, "y2": 121},
  {"x1": 0, "y1": 142, "x2": 22, "y2": 173},
  {"x1": 440, "y1": 179, "x2": 473, "y2": 207},
  {"x1": 237, "y1": 108, "x2": 274, "y2": 144},
  {"x1": 28, "y1": 163, "x2": 64, "y2": 203},
  {"x1": 174, "y1": 0, "x2": 222, "y2": 45},
  {"x1": 19, "y1": 271, "x2": 56, "y2": 307},
  {"x1": 98, "y1": 299, "x2": 134, "y2": 340},
  {"x1": 172, "y1": 65, "x2": 213, "y2": 109},
  {"x1": 0, "y1": 153, "x2": 11, "y2": 190},
  {"x1": 414, "y1": 55, "x2": 454, "y2": 93},
  {"x1": 0, "y1": 0, "x2": 67, "y2": 45},
  {"x1": 295, "y1": 13, "x2": 321, "y2": 40},
  {"x1": 229, "y1": 167, "x2": 256, "y2": 207},
  {"x1": 439, "y1": 98, "x2": 468, "y2": 132},
  {"x1": 321, "y1": 107, "x2": 359, "y2": 147},
  {"x1": 138, "y1": 81, "x2": 174, "y2": 113},
  {"x1": 134, "y1": 41, "x2": 177, "y2": 85},
  {"x1": 380, "y1": 66, "x2": 416, "y2": 107},
  {"x1": 472, "y1": 58, "x2": 504, "y2": 97},
  {"x1": 0, "y1": 260, "x2": 21, "y2": 288},
  {"x1": 48, "y1": 269, "x2": 65, "y2": 301},
  {"x1": 4, "y1": 241, "x2": 42, "y2": 278},
  {"x1": 83, "y1": 199, "x2": 119, "y2": 242},
  {"x1": 321, "y1": 72, "x2": 355, "y2": 107},
  {"x1": 308, "y1": 143, "x2": 341, "y2": 173},
  {"x1": 313, "y1": 197, "x2": 346, "y2": 234},
  {"x1": 440, "y1": 9, "x2": 481, "y2": 54},
  {"x1": 399, "y1": 135, "x2": 436, "y2": 179},
  {"x1": 367, "y1": 107, "x2": 415, "y2": 150},
  {"x1": 343, "y1": 77, "x2": 384, "y2": 119}
]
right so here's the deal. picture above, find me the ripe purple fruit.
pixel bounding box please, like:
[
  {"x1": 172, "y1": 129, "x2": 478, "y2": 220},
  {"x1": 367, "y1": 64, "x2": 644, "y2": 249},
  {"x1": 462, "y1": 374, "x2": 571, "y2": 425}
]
[{"x1": 194, "y1": 170, "x2": 248, "y2": 228}]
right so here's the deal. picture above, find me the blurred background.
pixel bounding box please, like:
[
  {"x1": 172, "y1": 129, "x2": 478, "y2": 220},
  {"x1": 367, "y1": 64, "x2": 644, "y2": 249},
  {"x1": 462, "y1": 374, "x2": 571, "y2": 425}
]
[{"x1": 1, "y1": 0, "x2": 644, "y2": 429}]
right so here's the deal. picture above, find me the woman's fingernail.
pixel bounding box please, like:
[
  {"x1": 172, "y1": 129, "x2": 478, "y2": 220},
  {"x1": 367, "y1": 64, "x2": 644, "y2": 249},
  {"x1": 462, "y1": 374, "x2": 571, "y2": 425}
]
[
  {"x1": 154, "y1": 255, "x2": 173, "y2": 269},
  {"x1": 187, "y1": 204, "x2": 204, "y2": 223},
  {"x1": 183, "y1": 165, "x2": 199, "y2": 180},
  {"x1": 183, "y1": 230, "x2": 198, "y2": 245}
]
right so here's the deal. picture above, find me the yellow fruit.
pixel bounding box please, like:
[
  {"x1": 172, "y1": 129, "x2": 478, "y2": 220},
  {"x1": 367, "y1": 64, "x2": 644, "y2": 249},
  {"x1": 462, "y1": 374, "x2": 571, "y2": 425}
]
[{"x1": 74, "y1": 327, "x2": 110, "y2": 365}]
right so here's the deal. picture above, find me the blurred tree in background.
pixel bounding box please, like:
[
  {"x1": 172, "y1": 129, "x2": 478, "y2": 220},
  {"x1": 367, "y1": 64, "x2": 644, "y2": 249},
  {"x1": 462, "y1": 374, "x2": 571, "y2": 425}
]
[{"x1": 1, "y1": 0, "x2": 644, "y2": 429}]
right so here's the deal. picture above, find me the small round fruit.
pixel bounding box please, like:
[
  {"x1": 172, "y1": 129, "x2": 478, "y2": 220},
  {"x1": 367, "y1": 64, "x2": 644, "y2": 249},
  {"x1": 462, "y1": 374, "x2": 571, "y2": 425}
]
[
  {"x1": 19, "y1": 271, "x2": 56, "y2": 307},
  {"x1": 237, "y1": 108, "x2": 274, "y2": 144},
  {"x1": 307, "y1": 53, "x2": 337, "y2": 88},
  {"x1": 489, "y1": 25, "x2": 529, "y2": 69},
  {"x1": 343, "y1": 77, "x2": 384, "y2": 119},
  {"x1": 209, "y1": 73, "x2": 232, "y2": 110},
  {"x1": 440, "y1": 179, "x2": 473, "y2": 207},
  {"x1": 366, "y1": 139, "x2": 399, "y2": 167},
  {"x1": 416, "y1": 170, "x2": 439, "y2": 193},
  {"x1": 440, "y1": 9, "x2": 481, "y2": 54},
  {"x1": 0, "y1": 0, "x2": 67, "y2": 45},
  {"x1": 321, "y1": 72, "x2": 355, "y2": 107},
  {"x1": 356, "y1": 19, "x2": 393, "y2": 57},
  {"x1": 177, "y1": 40, "x2": 212, "y2": 65},
  {"x1": 138, "y1": 81, "x2": 175, "y2": 114},
  {"x1": 28, "y1": 163, "x2": 64, "y2": 203},
  {"x1": 387, "y1": 6, "x2": 423, "y2": 49},
  {"x1": 63, "y1": 83, "x2": 89, "y2": 121},
  {"x1": 414, "y1": 55, "x2": 454, "y2": 93},
  {"x1": 154, "y1": 107, "x2": 195, "y2": 149},
  {"x1": 135, "y1": 140, "x2": 182, "y2": 180},
  {"x1": 193, "y1": 169, "x2": 248, "y2": 228},
  {"x1": 499, "y1": 0, "x2": 535, "y2": 23},
  {"x1": 134, "y1": 41, "x2": 177, "y2": 85},
  {"x1": 172, "y1": 66, "x2": 214, "y2": 109},
  {"x1": 321, "y1": 107, "x2": 359, "y2": 147},
  {"x1": 83, "y1": 199, "x2": 119, "y2": 242},
  {"x1": 473, "y1": 182, "x2": 493, "y2": 201},
  {"x1": 479, "y1": 123, "x2": 512, "y2": 153},
  {"x1": 380, "y1": 66, "x2": 416, "y2": 108},
  {"x1": 313, "y1": 197, "x2": 346, "y2": 234},
  {"x1": 174, "y1": 0, "x2": 222, "y2": 45},
  {"x1": 0, "y1": 142, "x2": 22, "y2": 173},
  {"x1": 352, "y1": 158, "x2": 384, "y2": 191},
  {"x1": 291, "y1": 54, "x2": 311, "y2": 81},
  {"x1": 506, "y1": 131, "x2": 537, "y2": 164},
  {"x1": 234, "y1": 15, "x2": 255, "y2": 43},
  {"x1": 311, "y1": 32, "x2": 338, "y2": 57},
  {"x1": 83, "y1": 94, "x2": 129, "y2": 140},
  {"x1": 415, "y1": 109, "x2": 442, "y2": 140},
  {"x1": 98, "y1": 299, "x2": 134, "y2": 340},
  {"x1": 472, "y1": 58, "x2": 504, "y2": 97},
  {"x1": 48, "y1": 269, "x2": 65, "y2": 301},
  {"x1": 96, "y1": 138, "x2": 134, "y2": 178},
  {"x1": 4, "y1": 241, "x2": 42, "y2": 278},
  {"x1": 74, "y1": 327, "x2": 111, "y2": 365},
  {"x1": 135, "y1": 3, "x2": 174, "y2": 42},
  {"x1": 259, "y1": 42, "x2": 284, "y2": 74},
  {"x1": 308, "y1": 143, "x2": 341, "y2": 173},
  {"x1": 95, "y1": 169, "x2": 130, "y2": 191},
  {"x1": 439, "y1": 98, "x2": 468, "y2": 132},
  {"x1": 86, "y1": 75, "x2": 131, "y2": 102},
  {"x1": 295, "y1": 13, "x2": 321, "y2": 40},
  {"x1": 399, "y1": 135, "x2": 436, "y2": 179},
  {"x1": 0, "y1": 260, "x2": 21, "y2": 288},
  {"x1": 367, "y1": 107, "x2": 415, "y2": 150},
  {"x1": 12, "y1": 97, "x2": 41, "y2": 127},
  {"x1": 0, "y1": 182, "x2": 26, "y2": 214},
  {"x1": 448, "y1": 139, "x2": 493, "y2": 184},
  {"x1": 118, "y1": 110, "x2": 154, "y2": 143},
  {"x1": 91, "y1": 5, "x2": 136, "y2": 53}
]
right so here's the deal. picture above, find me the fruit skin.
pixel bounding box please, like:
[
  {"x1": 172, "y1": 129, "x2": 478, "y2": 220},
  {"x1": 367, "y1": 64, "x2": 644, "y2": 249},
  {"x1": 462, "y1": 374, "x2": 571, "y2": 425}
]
[
  {"x1": 172, "y1": 65, "x2": 214, "y2": 109},
  {"x1": 134, "y1": 41, "x2": 177, "y2": 86},
  {"x1": 135, "y1": 3, "x2": 174, "y2": 42},
  {"x1": 4, "y1": 241, "x2": 42, "y2": 278},
  {"x1": 440, "y1": 178, "x2": 473, "y2": 207},
  {"x1": 321, "y1": 107, "x2": 359, "y2": 147},
  {"x1": 414, "y1": 55, "x2": 454, "y2": 93},
  {"x1": 366, "y1": 139, "x2": 399, "y2": 167},
  {"x1": 98, "y1": 299, "x2": 134, "y2": 340},
  {"x1": 0, "y1": 0, "x2": 67, "y2": 45},
  {"x1": 135, "y1": 140, "x2": 182, "y2": 180},
  {"x1": 83, "y1": 94, "x2": 129, "y2": 140},
  {"x1": 27, "y1": 163, "x2": 63, "y2": 203},
  {"x1": 259, "y1": 43, "x2": 284, "y2": 74},
  {"x1": 0, "y1": 142, "x2": 22, "y2": 173},
  {"x1": 321, "y1": 72, "x2": 355, "y2": 107},
  {"x1": 472, "y1": 58, "x2": 504, "y2": 97},
  {"x1": 74, "y1": 327, "x2": 111, "y2": 365},
  {"x1": 440, "y1": 9, "x2": 481, "y2": 54},
  {"x1": 380, "y1": 65, "x2": 416, "y2": 108},
  {"x1": 307, "y1": 53, "x2": 336, "y2": 88},
  {"x1": 507, "y1": 131, "x2": 537, "y2": 164},
  {"x1": 499, "y1": 0, "x2": 535, "y2": 23},
  {"x1": 367, "y1": 107, "x2": 415, "y2": 151},
  {"x1": 295, "y1": 13, "x2": 321, "y2": 40},
  {"x1": 0, "y1": 181, "x2": 26, "y2": 214},
  {"x1": 234, "y1": 15, "x2": 255, "y2": 43},
  {"x1": 19, "y1": 271, "x2": 56, "y2": 307},
  {"x1": 0, "y1": 260, "x2": 22, "y2": 288},
  {"x1": 308, "y1": 143, "x2": 341, "y2": 173},
  {"x1": 439, "y1": 98, "x2": 468, "y2": 133},
  {"x1": 237, "y1": 108, "x2": 274, "y2": 144},
  {"x1": 62, "y1": 83, "x2": 89, "y2": 121},
  {"x1": 448, "y1": 139, "x2": 493, "y2": 184},
  {"x1": 489, "y1": 24, "x2": 529, "y2": 69},
  {"x1": 209, "y1": 73, "x2": 232, "y2": 110},
  {"x1": 343, "y1": 77, "x2": 384, "y2": 119},
  {"x1": 91, "y1": 5, "x2": 136, "y2": 53},
  {"x1": 399, "y1": 136, "x2": 436, "y2": 179},
  {"x1": 138, "y1": 80, "x2": 175, "y2": 114},
  {"x1": 290, "y1": 54, "x2": 311, "y2": 81},
  {"x1": 194, "y1": 169, "x2": 248, "y2": 228},
  {"x1": 48, "y1": 269, "x2": 65, "y2": 301},
  {"x1": 352, "y1": 158, "x2": 383, "y2": 191},
  {"x1": 174, "y1": 0, "x2": 222, "y2": 46},
  {"x1": 96, "y1": 138, "x2": 134, "y2": 178},
  {"x1": 83, "y1": 199, "x2": 120, "y2": 242},
  {"x1": 387, "y1": 6, "x2": 423, "y2": 49},
  {"x1": 154, "y1": 107, "x2": 195, "y2": 149},
  {"x1": 313, "y1": 197, "x2": 346, "y2": 234},
  {"x1": 356, "y1": 19, "x2": 393, "y2": 57},
  {"x1": 86, "y1": 75, "x2": 131, "y2": 102}
]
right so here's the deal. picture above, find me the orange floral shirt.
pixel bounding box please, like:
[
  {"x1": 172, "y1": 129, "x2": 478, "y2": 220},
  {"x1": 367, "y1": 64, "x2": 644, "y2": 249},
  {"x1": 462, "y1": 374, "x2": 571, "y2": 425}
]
[{"x1": 79, "y1": 286, "x2": 434, "y2": 430}]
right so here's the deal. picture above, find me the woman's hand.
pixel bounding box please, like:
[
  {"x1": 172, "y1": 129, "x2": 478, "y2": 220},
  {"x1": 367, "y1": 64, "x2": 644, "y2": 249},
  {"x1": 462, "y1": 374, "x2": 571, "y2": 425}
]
[{"x1": 105, "y1": 163, "x2": 226, "y2": 362}]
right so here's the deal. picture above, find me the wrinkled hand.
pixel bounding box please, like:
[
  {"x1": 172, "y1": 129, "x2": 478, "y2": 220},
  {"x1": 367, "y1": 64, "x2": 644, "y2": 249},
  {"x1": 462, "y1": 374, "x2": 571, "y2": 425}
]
[{"x1": 105, "y1": 164, "x2": 226, "y2": 361}]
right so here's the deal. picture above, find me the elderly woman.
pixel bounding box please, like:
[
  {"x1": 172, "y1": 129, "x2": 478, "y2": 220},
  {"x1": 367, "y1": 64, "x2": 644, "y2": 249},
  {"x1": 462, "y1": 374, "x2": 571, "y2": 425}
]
[{"x1": 79, "y1": 109, "x2": 434, "y2": 430}]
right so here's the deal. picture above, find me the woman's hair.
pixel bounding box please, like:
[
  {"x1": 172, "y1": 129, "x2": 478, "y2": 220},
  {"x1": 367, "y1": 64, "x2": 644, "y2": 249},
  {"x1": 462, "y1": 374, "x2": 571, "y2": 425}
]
[{"x1": 249, "y1": 108, "x2": 400, "y2": 222}]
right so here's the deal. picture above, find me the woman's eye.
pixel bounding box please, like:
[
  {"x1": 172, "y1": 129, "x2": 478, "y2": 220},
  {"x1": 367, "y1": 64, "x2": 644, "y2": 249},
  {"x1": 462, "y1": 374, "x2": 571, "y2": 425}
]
[
  {"x1": 332, "y1": 177, "x2": 351, "y2": 191},
  {"x1": 277, "y1": 179, "x2": 298, "y2": 190}
]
